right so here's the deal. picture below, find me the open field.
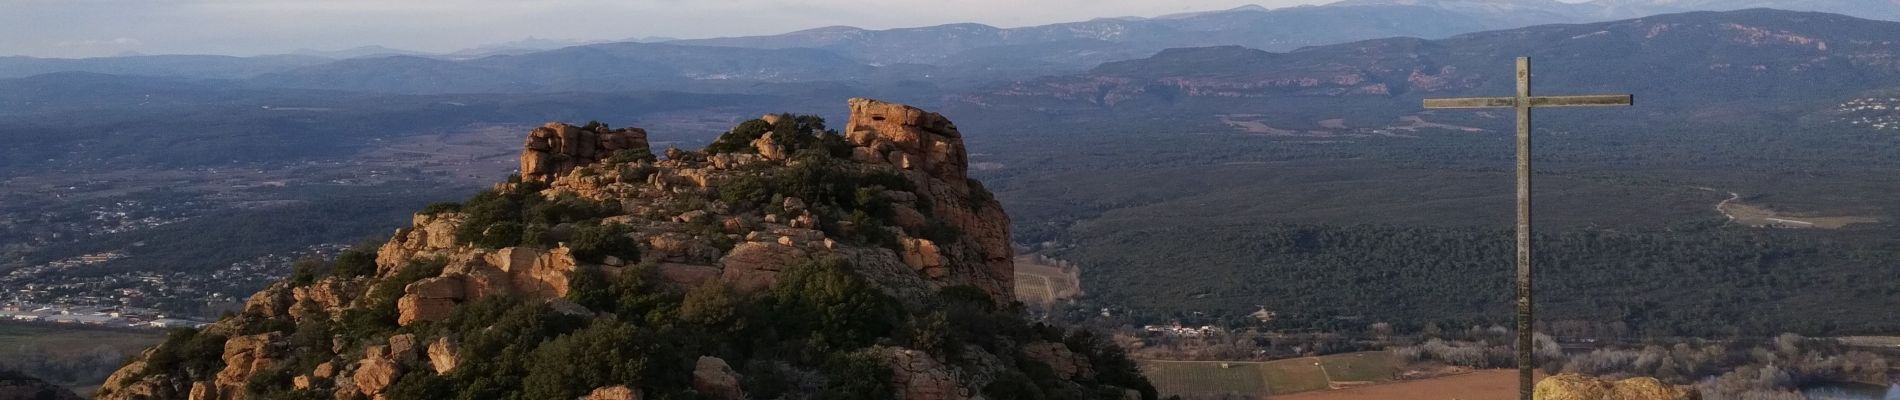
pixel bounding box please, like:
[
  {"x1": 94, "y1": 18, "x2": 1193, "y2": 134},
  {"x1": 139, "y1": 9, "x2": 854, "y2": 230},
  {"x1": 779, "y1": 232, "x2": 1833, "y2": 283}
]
[
  {"x1": 0, "y1": 321, "x2": 163, "y2": 356},
  {"x1": 1140, "y1": 351, "x2": 1398, "y2": 398},
  {"x1": 1277, "y1": 370, "x2": 1547, "y2": 400},
  {"x1": 1838, "y1": 336, "x2": 1900, "y2": 349},
  {"x1": 1012, "y1": 255, "x2": 1082, "y2": 307},
  {"x1": 1717, "y1": 196, "x2": 1880, "y2": 229}
]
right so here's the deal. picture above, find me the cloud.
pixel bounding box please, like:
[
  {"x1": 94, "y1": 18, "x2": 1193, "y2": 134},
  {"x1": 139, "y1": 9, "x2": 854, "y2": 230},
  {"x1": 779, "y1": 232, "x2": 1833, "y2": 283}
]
[{"x1": 56, "y1": 37, "x2": 142, "y2": 47}]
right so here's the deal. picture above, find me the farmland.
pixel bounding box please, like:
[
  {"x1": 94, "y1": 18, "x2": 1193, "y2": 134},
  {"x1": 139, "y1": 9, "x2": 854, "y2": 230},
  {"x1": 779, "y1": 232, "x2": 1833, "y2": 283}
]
[{"x1": 1140, "y1": 351, "x2": 1398, "y2": 398}]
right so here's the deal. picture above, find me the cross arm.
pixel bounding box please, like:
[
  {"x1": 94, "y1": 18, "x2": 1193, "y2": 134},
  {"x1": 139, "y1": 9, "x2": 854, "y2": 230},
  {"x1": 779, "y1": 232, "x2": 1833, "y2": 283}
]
[{"x1": 1423, "y1": 94, "x2": 1633, "y2": 109}]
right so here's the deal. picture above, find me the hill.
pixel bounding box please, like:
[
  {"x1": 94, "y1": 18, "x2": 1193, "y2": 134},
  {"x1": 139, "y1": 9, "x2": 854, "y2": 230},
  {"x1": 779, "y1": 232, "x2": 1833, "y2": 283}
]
[
  {"x1": 94, "y1": 99, "x2": 1156, "y2": 400},
  {"x1": 957, "y1": 8, "x2": 1900, "y2": 128}
]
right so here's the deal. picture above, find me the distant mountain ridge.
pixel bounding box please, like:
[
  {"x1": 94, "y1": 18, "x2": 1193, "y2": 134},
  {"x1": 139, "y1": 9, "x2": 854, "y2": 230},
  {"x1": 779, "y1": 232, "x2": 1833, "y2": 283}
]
[{"x1": 954, "y1": 8, "x2": 1900, "y2": 128}]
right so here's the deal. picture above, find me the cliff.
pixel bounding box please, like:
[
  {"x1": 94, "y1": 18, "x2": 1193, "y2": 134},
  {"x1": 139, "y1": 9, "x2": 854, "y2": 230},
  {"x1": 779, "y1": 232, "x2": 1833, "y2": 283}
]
[{"x1": 95, "y1": 99, "x2": 1152, "y2": 400}]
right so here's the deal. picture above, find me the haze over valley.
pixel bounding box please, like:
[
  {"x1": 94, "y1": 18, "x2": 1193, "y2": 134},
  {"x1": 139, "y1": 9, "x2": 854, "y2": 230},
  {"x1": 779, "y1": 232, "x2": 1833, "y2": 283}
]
[{"x1": 3, "y1": 1, "x2": 1899, "y2": 399}]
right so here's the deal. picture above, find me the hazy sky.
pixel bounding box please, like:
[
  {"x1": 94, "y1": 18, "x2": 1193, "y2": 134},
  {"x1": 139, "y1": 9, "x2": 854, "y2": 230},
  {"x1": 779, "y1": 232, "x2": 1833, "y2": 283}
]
[{"x1": 1, "y1": 0, "x2": 1339, "y2": 58}]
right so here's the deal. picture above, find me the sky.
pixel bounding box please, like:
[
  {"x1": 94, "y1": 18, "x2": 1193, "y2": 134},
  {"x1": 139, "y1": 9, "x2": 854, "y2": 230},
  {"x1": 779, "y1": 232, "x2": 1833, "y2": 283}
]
[{"x1": 0, "y1": 0, "x2": 1339, "y2": 58}]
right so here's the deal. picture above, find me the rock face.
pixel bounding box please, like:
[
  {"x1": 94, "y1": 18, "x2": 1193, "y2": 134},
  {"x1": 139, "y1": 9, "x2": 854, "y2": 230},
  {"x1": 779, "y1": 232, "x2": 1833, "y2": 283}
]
[
  {"x1": 1533, "y1": 373, "x2": 1700, "y2": 400},
  {"x1": 844, "y1": 98, "x2": 1014, "y2": 302},
  {"x1": 0, "y1": 369, "x2": 81, "y2": 400},
  {"x1": 583, "y1": 386, "x2": 640, "y2": 400},
  {"x1": 95, "y1": 99, "x2": 1088, "y2": 400},
  {"x1": 691, "y1": 357, "x2": 744, "y2": 400},
  {"x1": 520, "y1": 122, "x2": 651, "y2": 182},
  {"x1": 878, "y1": 347, "x2": 963, "y2": 400}
]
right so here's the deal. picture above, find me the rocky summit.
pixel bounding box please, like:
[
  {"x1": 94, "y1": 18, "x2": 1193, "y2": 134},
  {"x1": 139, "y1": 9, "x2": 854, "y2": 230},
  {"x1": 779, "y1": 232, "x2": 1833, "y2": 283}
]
[{"x1": 95, "y1": 98, "x2": 1154, "y2": 400}]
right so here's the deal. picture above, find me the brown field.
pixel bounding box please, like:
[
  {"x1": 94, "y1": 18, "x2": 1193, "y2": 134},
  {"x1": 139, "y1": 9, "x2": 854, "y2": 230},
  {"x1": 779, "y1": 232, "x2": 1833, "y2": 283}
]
[
  {"x1": 1277, "y1": 370, "x2": 1547, "y2": 400},
  {"x1": 1718, "y1": 200, "x2": 1879, "y2": 229},
  {"x1": 1839, "y1": 336, "x2": 1900, "y2": 348},
  {"x1": 1013, "y1": 255, "x2": 1082, "y2": 306},
  {"x1": 1141, "y1": 351, "x2": 1399, "y2": 399}
]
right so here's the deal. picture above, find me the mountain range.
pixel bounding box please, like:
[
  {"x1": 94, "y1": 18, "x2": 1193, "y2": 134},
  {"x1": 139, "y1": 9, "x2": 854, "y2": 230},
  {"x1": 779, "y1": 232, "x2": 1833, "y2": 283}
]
[
  {"x1": 949, "y1": 8, "x2": 1900, "y2": 134},
  {"x1": 7, "y1": 0, "x2": 1898, "y2": 87}
]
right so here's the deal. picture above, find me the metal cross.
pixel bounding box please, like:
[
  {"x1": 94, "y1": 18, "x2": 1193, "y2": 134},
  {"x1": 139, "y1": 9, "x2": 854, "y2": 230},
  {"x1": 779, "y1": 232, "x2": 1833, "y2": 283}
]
[{"x1": 1423, "y1": 57, "x2": 1632, "y2": 400}]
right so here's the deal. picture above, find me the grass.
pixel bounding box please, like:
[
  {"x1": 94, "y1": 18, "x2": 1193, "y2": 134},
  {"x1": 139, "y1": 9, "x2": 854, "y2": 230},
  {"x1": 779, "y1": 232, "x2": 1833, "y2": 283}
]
[
  {"x1": 1316, "y1": 352, "x2": 1397, "y2": 383},
  {"x1": 1261, "y1": 359, "x2": 1331, "y2": 394},
  {"x1": 1140, "y1": 360, "x2": 1271, "y2": 398},
  {"x1": 1139, "y1": 351, "x2": 1397, "y2": 398}
]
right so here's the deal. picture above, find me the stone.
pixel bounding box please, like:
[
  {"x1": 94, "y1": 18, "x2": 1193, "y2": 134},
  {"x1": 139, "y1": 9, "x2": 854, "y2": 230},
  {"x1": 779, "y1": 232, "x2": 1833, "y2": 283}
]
[
  {"x1": 781, "y1": 197, "x2": 807, "y2": 212},
  {"x1": 656, "y1": 263, "x2": 722, "y2": 287},
  {"x1": 213, "y1": 333, "x2": 283, "y2": 399},
  {"x1": 397, "y1": 276, "x2": 466, "y2": 326},
  {"x1": 387, "y1": 334, "x2": 419, "y2": 364},
  {"x1": 313, "y1": 362, "x2": 337, "y2": 379},
  {"x1": 1533, "y1": 373, "x2": 1699, "y2": 400},
  {"x1": 901, "y1": 238, "x2": 947, "y2": 279},
  {"x1": 845, "y1": 98, "x2": 1014, "y2": 303},
  {"x1": 877, "y1": 347, "x2": 961, "y2": 400},
  {"x1": 428, "y1": 336, "x2": 461, "y2": 375},
  {"x1": 719, "y1": 242, "x2": 808, "y2": 294},
  {"x1": 752, "y1": 132, "x2": 788, "y2": 160},
  {"x1": 520, "y1": 122, "x2": 651, "y2": 182},
  {"x1": 1023, "y1": 341, "x2": 1094, "y2": 381},
  {"x1": 583, "y1": 386, "x2": 640, "y2": 400},
  {"x1": 353, "y1": 356, "x2": 399, "y2": 397},
  {"x1": 692, "y1": 356, "x2": 744, "y2": 400}
]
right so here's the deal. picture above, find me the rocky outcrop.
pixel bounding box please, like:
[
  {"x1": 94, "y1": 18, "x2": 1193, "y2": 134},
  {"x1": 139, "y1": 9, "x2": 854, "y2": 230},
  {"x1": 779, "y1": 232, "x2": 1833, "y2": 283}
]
[
  {"x1": 1023, "y1": 341, "x2": 1095, "y2": 381},
  {"x1": 0, "y1": 369, "x2": 81, "y2": 400},
  {"x1": 691, "y1": 357, "x2": 744, "y2": 400},
  {"x1": 877, "y1": 347, "x2": 963, "y2": 400},
  {"x1": 520, "y1": 122, "x2": 651, "y2": 182},
  {"x1": 97, "y1": 99, "x2": 1059, "y2": 400},
  {"x1": 427, "y1": 336, "x2": 461, "y2": 375},
  {"x1": 583, "y1": 386, "x2": 641, "y2": 400},
  {"x1": 1533, "y1": 374, "x2": 1700, "y2": 400},
  {"x1": 213, "y1": 333, "x2": 283, "y2": 400},
  {"x1": 844, "y1": 98, "x2": 1014, "y2": 302},
  {"x1": 350, "y1": 345, "x2": 403, "y2": 398}
]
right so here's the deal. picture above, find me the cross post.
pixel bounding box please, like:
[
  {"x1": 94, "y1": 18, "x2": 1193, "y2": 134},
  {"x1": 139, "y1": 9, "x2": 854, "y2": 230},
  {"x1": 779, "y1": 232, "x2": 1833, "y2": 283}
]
[{"x1": 1423, "y1": 57, "x2": 1632, "y2": 400}]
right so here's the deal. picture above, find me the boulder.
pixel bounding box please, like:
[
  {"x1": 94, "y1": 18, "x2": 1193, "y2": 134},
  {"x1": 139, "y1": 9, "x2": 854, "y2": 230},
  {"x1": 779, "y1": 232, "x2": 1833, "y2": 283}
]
[
  {"x1": 1023, "y1": 341, "x2": 1094, "y2": 381},
  {"x1": 1533, "y1": 373, "x2": 1699, "y2": 400},
  {"x1": 428, "y1": 337, "x2": 461, "y2": 375},
  {"x1": 583, "y1": 386, "x2": 641, "y2": 400},
  {"x1": 397, "y1": 276, "x2": 466, "y2": 326},
  {"x1": 719, "y1": 242, "x2": 809, "y2": 294},
  {"x1": 692, "y1": 357, "x2": 744, "y2": 400},
  {"x1": 521, "y1": 122, "x2": 651, "y2": 182},
  {"x1": 213, "y1": 333, "x2": 283, "y2": 399},
  {"x1": 387, "y1": 334, "x2": 419, "y2": 364},
  {"x1": 877, "y1": 347, "x2": 962, "y2": 400}
]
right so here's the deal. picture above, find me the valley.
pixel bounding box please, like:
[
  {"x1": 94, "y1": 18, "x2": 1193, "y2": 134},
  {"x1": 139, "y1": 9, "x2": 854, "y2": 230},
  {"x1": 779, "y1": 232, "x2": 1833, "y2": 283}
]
[{"x1": 2, "y1": 2, "x2": 1900, "y2": 398}]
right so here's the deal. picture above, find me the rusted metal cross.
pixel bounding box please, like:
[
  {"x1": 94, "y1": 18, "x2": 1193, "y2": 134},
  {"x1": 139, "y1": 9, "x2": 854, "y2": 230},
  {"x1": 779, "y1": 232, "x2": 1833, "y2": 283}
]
[{"x1": 1423, "y1": 57, "x2": 1631, "y2": 400}]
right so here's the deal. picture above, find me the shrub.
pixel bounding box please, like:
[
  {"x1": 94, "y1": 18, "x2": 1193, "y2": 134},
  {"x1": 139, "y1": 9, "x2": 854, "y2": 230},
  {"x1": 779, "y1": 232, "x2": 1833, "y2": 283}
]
[
  {"x1": 567, "y1": 221, "x2": 639, "y2": 264},
  {"x1": 288, "y1": 258, "x2": 326, "y2": 286},
  {"x1": 331, "y1": 247, "x2": 378, "y2": 279},
  {"x1": 419, "y1": 202, "x2": 462, "y2": 214}
]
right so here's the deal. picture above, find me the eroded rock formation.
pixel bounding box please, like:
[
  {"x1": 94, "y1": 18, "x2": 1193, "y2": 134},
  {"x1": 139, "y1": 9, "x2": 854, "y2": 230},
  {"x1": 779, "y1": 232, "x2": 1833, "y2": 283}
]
[{"x1": 92, "y1": 99, "x2": 1142, "y2": 400}]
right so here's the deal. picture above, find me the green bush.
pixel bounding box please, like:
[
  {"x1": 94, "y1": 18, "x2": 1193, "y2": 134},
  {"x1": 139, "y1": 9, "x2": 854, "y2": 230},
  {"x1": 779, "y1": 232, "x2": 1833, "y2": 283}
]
[
  {"x1": 419, "y1": 202, "x2": 463, "y2": 214},
  {"x1": 765, "y1": 257, "x2": 905, "y2": 353},
  {"x1": 135, "y1": 328, "x2": 227, "y2": 383},
  {"x1": 568, "y1": 221, "x2": 640, "y2": 264},
  {"x1": 332, "y1": 248, "x2": 378, "y2": 279},
  {"x1": 288, "y1": 258, "x2": 326, "y2": 286}
]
